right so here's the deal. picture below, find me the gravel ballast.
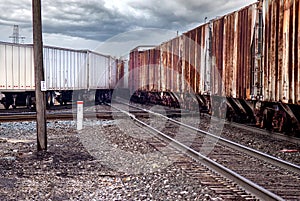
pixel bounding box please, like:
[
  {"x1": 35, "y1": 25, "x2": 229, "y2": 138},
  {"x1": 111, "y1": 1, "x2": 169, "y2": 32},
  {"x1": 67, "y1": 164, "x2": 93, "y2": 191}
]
[{"x1": 0, "y1": 120, "x2": 253, "y2": 200}]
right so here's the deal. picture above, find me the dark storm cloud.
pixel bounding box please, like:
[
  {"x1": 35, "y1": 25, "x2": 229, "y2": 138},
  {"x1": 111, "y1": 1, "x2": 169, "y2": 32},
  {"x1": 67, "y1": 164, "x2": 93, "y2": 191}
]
[
  {"x1": 0, "y1": 0, "x2": 257, "y2": 42},
  {"x1": 41, "y1": 0, "x2": 128, "y2": 41},
  {"x1": 126, "y1": 0, "x2": 257, "y2": 30},
  {"x1": 0, "y1": 0, "x2": 32, "y2": 26}
]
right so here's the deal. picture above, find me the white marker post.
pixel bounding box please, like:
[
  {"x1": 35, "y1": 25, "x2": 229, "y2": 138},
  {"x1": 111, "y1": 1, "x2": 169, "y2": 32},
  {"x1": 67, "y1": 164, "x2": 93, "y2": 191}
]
[{"x1": 77, "y1": 101, "x2": 84, "y2": 130}]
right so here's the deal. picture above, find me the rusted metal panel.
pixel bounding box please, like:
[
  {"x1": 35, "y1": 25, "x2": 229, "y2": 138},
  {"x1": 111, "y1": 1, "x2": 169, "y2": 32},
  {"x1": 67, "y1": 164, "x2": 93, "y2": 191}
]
[
  {"x1": 149, "y1": 49, "x2": 155, "y2": 91},
  {"x1": 289, "y1": 0, "x2": 299, "y2": 104},
  {"x1": 195, "y1": 27, "x2": 201, "y2": 94},
  {"x1": 172, "y1": 37, "x2": 180, "y2": 93},
  {"x1": 144, "y1": 50, "x2": 149, "y2": 91},
  {"x1": 211, "y1": 17, "x2": 224, "y2": 96},
  {"x1": 116, "y1": 59, "x2": 125, "y2": 88},
  {"x1": 232, "y1": 12, "x2": 239, "y2": 98},
  {"x1": 180, "y1": 23, "x2": 211, "y2": 95},
  {"x1": 292, "y1": 0, "x2": 299, "y2": 104},
  {"x1": 297, "y1": 0, "x2": 300, "y2": 104},
  {"x1": 286, "y1": 0, "x2": 292, "y2": 102},
  {"x1": 198, "y1": 24, "x2": 211, "y2": 95},
  {"x1": 140, "y1": 50, "x2": 147, "y2": 91},
  {"x1": 190, "y1": 29, "x2": 197, "y2": 93},
  {"x1": 141, "y1": 51, "x2": 146, "y2": 90},
  {"x1": 183, "y1": 33, "x2": 190, "y2": 93},
  {"x1": 127, "y1": 0, "x2": 299, "y2": 105},
  {"x1": 148, "y1": 49, "x2": 154, "y2": 91},
  {"x1": 129, "y1": 49, "x2": 142, "y2": 93},
  {"x1": 160, "y1": 42, "x2": 167, "y2": 92},
  {"x1": 216, "y1": 3, "x2": 255, "y2": 100},
  {"x1": 245, "y1": 7, "x2": 252, "y2": 99},
  {"x1": 277, "y1": 0, "x2": 283, "y2": 102},
  {"x1": 263, "y1": 0, "x2": 270, "y2": 101},
  {"x1": 128, "y1": 51, "x2": 135, "y2": 93},
  {"x1": 239, "y1": 5, "x2": 253, "y2": 99},
  {"x1": 146, "y1": 50, "x2": 150, "y2": 91},
  {"x1": 251, "y1": 2, "x2": 263, "y2": 100},
  {"x1": 154, "y1": 48, "x2": 161, "y2": 92},
  {"x1": 178, "y1": 35, "x2": 184, "y2": 93},
  {"x1": 208, "y1": 4, "x2": 256, "y2": 99},
  {"x1": 167, "y1": 40, "x2": 172, "y2": 91},
  {"x1": 223, "y1": 13, "x2": 233, "y2": 98},
  {"x1": 263, "y1": 0, "x2": 299, "y2": 103}
]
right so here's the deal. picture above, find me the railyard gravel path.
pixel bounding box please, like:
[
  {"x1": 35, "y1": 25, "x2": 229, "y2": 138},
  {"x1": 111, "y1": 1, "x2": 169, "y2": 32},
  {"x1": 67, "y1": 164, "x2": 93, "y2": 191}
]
[
  {"x1": 0, "y1": 119, "x2": 257, "y2": 200},
  {"x1": 181, "y1": 116, "x2": 300, "y2": 166}
]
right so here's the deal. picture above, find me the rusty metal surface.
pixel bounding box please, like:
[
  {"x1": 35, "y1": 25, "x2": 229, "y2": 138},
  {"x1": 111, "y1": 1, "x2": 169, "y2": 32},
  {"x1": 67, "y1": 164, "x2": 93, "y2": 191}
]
[
  {"x1": 209, "y1": 4, "x2": 257, "y2": 98},
  {"x1": 116, "y1": 59, "x2": 125, "y2": 88},
  {"x1": 263, "y1": 0, "x2": 300, "y2": 104},
  {"x1": 129, "y1": 0, "x2": 299, "y2": 104}
]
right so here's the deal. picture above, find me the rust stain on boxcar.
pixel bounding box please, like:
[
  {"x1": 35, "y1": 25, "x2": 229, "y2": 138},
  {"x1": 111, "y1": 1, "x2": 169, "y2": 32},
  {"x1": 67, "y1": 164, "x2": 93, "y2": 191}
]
[
  {"x1": 263, "y1": 0, "x2": 299, "y2": 103},
  {"x1": 297, "y1": 0, "x2": 300, "y2": 103},
  {"x1": 128, "y1": 0, "x2": 299, "y2": 104}
]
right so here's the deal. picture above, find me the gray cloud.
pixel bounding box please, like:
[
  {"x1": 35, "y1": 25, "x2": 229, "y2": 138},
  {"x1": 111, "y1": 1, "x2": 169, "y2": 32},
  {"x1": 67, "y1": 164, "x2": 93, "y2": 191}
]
[{"x1": 0, "y1": 0, "x2": 257, "y2": 47}]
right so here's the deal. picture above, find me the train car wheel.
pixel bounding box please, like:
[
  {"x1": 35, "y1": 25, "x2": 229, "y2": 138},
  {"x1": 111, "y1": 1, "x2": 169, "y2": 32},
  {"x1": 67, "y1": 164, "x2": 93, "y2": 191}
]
[
  {"x1": 3, "y1": 103, "x2": 10, "y2": 110},
  {"x1": 2, "y1": 98, "x2": 10, "y2": 109},
  {"x1": 26, "y1": 95, "x2": 32, "y2": 109}
]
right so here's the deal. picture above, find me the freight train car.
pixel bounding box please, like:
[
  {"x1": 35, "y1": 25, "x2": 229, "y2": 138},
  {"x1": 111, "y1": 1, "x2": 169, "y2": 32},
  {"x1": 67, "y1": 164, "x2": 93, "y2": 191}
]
[
  {"x1": 129, "y1": 0, "x2": 300, "y2": 134},
  {"x1": 0, "y1": 41, "x2": 119, "y2": 109}
]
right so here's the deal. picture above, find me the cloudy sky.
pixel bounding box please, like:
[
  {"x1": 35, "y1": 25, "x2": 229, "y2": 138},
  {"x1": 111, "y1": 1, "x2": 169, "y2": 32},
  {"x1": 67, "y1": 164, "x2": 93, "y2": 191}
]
[{"x1": 0, "y1": 0, "x2": 256, "y2": 57}]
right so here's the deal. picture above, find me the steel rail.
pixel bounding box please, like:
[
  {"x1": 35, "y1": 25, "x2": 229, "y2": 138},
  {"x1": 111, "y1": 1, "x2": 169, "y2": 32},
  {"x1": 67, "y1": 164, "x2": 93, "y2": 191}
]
[
  {"x1": 0, "y1": 112, "x2": 114, "y2": 121},
  {"x1": 109, "y1": 103, "x2": 284, "y2": 201},
  {"x1": 0, "y1": 110, "x2": 151, "y2": 121},
  {"x1": 125, "y1": 102, "x2": 300, "y2": 175},
  {"x1": 225, "y1": 121, "x2": 300, "y2": 145}
]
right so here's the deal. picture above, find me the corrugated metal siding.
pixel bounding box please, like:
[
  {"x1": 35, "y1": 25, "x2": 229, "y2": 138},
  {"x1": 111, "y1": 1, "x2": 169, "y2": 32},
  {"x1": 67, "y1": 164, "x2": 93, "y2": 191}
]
[
  {"x1": 263, "y1": 0, "x2": 300, "y2": 103},
  {"x1": 116, "y1": 59, "x2": 125, "y2": 88},
  {"x1": 110, "y1": 57, "x2": 118, "y2": 89},
  {"x1": 130, "y1": 50, "x2": 139, "y2": 93},
  {"x1": 0, "y1": 42, "x2": 120, "y2": 92},
  {"x1": 172, "y1": 37, "x2": 180, "y2": 93},
  {"x1": 156, "y1": 48, "x2": 161, "y2": 92},
  {"x1": 183, "y1": 33, "x2": 190, "y2": 93},
  {"x1": 211, "y1": 17, "x2": 224, "y2": 96},
  {"x1": 140, "y1": 51, "x2": 145, "y2": 90},
  {"x1": 128, "y1": 0, "x2": 299, "y2": 104},
  {"x1": 160, "y1": 43, "x2": 167, "y2": 92},
  {"x1": 168, "y1": 40, "x2": 173, "y2": 92},
  {"x1": 0, "y1": 43, "x2": 35, "y2": 91},
  {"x1": 197, "y1": 24, "x2": 211, "y2": 94},
  {"x1": 44, "y1": 47, "x2": 88, "y2": 90},
  {"x1": 149, "y1": 49, "x2": 155, "y2": 91},
  {"x1": 189, "y1": 30, "x2": 197, "y2": 93},
  {"x1": 297, "y1": 0, "x2": 300, "y2": 104}
]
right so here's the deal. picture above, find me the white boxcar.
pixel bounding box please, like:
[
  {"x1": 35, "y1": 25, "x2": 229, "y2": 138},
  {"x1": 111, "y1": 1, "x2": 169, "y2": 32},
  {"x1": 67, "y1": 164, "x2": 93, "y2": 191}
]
[
  {"x1": 88, "y1": 51, "x2": 117, "y2": 89},
  {"x1": 0, "y1": 42, "x2": 35, "y2": 92},
  {"x1": 44, "y1": 46, "x2": 88, "y2": 90},
  {"x1": 0, "y1": 41, "x2": 122, "y2": 108},
  {"x1": 0, "y1": 42, "x2": 119, "y2": 92}
]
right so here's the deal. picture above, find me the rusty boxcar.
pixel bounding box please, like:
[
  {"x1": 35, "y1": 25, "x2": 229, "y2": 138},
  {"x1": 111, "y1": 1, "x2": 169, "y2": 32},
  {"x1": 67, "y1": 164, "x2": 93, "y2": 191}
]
[{"x1": 129, "y1": 0, "x2": 300, "y2": 134}]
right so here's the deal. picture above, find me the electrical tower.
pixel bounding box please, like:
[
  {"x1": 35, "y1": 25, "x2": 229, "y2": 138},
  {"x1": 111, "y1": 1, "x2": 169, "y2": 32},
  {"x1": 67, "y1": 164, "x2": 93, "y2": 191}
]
[{"x1": 9, "y1": 25, "x2": 25, "y2": 43}]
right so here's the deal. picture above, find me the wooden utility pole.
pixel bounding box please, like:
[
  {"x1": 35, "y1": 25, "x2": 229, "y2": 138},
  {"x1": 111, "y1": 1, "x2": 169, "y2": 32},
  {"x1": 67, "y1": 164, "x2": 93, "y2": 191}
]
[{"x1": 32, "y1": 0, "x2": 47, "y2": 151}]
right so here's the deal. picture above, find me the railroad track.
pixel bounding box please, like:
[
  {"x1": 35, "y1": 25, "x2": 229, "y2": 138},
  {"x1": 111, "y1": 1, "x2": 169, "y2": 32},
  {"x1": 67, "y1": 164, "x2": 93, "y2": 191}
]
[
  {"x1": 0, "y1": 111, "x2": 125, "y2": 121},
  {"x1": 225, "y1": 121, "x2": 300, "y2": 143},
  {"x1": 112, "y1": 102, "x2": 300, "y2": 200},
  {"x1": 0, "y1": 103, "x2": 184, "y2": 122},
  {"x1": 124, "y1": 100, "x2": 300, "y2": 143}
]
